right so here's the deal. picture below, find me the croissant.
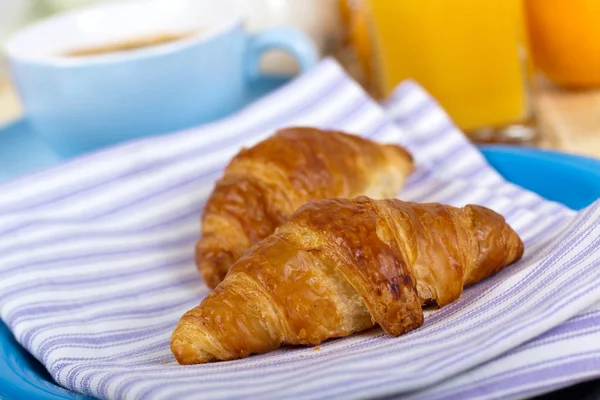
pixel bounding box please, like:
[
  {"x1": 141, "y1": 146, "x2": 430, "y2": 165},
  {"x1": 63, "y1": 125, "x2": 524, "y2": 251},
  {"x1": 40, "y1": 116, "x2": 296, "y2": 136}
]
[
  {"x1": 196, "y1": 127, "x2": 414, "y2": 288},
  {"x1": 172, "y1": 197, "x2": 524, "y2": 364}
]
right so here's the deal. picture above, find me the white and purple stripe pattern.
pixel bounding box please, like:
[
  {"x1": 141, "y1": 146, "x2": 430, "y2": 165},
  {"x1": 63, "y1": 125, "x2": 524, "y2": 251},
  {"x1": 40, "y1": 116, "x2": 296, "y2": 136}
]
[
  {"x1": 384, "y1": 82, "x2": 600, "y2": 400},
  {"x1": 0, "y1": 59, "x2": 599, "y2": 400}
]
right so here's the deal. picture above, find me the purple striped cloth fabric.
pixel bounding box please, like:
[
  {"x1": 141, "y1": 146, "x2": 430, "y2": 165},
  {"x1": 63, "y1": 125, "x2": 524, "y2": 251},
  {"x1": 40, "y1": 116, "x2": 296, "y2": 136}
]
[
  {"x1": 384, "y1": 85, "x2": 600, "y2": 400},
  {"x1": 0, "y1": 59, "x2": 599, "y2": 400}
]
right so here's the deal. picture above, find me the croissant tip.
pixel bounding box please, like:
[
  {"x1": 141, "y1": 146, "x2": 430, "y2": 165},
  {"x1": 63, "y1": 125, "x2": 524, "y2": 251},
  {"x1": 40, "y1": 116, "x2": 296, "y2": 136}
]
[
  {"x1": 381, "y1": 144, "x2": 414, "y2": 174},
  {"x1": 171, "y1": 325, "x2": 217, "y2": 365}
]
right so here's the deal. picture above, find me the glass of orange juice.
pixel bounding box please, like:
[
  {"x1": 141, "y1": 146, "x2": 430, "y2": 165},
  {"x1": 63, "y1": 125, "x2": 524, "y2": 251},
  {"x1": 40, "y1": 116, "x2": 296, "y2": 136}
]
[{"x1": 363, "y1": 0, "x2": 535, "y2": 142}]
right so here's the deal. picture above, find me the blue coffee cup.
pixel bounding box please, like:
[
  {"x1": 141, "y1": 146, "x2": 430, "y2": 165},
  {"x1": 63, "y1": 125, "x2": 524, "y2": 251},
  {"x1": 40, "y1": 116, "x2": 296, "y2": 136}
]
[{"x1": 5, "y1": 0, "x2": 318, "y2": 157}]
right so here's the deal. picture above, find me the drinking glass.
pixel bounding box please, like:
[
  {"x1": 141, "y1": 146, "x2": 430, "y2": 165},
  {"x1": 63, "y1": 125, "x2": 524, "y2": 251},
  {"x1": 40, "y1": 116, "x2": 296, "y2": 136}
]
[{"x1": 364, "y1": 0, "x2": 536, "y2": 143}]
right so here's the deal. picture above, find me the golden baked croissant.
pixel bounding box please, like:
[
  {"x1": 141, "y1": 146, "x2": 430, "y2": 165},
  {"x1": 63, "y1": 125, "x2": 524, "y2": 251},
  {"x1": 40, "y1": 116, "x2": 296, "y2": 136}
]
[
  {"x1": 197, "y1": 127, "x2": 414, "y2": 288},
  {"x1": 173, "y1": 197, "x2": 524, "y2": 364}
]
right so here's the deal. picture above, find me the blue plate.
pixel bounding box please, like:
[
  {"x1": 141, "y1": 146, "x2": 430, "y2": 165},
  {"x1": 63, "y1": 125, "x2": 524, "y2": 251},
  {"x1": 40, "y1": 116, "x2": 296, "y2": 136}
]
[{"x1": 481, "y1": 146, "x2": 600, "y2": 210}]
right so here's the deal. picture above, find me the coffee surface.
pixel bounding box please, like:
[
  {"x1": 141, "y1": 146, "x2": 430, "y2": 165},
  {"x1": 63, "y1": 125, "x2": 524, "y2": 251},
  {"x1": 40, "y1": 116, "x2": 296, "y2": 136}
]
[{"x1": 63, "y1": 32, "x2": 197, "y2": 57}]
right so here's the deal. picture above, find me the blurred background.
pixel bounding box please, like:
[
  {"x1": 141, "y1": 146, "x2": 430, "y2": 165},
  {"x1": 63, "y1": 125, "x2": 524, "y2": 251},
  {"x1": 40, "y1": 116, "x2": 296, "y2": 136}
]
[{"x1": 1, "y1": 0, "x2": 600, "y2": 156}]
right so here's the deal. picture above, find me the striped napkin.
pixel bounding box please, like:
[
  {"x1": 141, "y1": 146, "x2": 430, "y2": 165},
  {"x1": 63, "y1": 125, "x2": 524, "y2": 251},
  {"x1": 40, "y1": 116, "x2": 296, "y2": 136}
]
[
  {"x1": 0, "y1": 59, "x2": 599, "y2": 400},
  {"x1": 384, "y1": 85, "x2": 600, "y2": 400}
]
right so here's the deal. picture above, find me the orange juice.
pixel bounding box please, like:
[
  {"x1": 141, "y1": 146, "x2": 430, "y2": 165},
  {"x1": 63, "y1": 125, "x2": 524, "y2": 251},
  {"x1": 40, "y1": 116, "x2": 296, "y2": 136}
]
[{"x1": 366, "y1": 0, "x2": 531, "y2": 132}]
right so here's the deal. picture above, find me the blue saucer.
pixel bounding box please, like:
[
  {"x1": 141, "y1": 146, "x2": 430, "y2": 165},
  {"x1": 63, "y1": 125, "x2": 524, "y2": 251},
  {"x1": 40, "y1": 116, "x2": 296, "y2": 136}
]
[{"x1": 0, "y1": 75, "x2": 291, "y2": 184}]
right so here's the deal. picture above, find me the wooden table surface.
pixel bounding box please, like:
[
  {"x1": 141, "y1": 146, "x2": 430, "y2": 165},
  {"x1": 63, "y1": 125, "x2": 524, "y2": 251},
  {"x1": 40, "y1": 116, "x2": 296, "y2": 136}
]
[
  {"x1": 534, "y1": 77, "x2": 600, "y2": 158},
  {"x1": 1, "y1": 75, "x2": 600, "y2": 159}
]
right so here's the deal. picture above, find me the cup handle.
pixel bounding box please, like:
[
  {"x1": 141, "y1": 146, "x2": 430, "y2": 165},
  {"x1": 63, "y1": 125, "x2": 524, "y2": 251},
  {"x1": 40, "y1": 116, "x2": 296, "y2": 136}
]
[{"x1": 245, "y1": 28, "x2": 319, "y2": 81}]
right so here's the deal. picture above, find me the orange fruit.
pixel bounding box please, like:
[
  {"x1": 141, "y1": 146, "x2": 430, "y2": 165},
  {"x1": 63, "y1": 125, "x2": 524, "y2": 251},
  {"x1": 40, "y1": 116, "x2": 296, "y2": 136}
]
[{"x1": 525, "y1": 0, "x2": 600, "y2": 89}]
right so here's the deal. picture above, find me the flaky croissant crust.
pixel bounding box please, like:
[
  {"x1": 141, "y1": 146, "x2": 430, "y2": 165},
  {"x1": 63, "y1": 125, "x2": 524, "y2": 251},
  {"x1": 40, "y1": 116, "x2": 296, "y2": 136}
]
[
  {"x1": 196, "y1": 127, "x2": 414, "y2": 288},
  {"x1": 173, "y1": 197, "x2": 524, "y2": 364}
]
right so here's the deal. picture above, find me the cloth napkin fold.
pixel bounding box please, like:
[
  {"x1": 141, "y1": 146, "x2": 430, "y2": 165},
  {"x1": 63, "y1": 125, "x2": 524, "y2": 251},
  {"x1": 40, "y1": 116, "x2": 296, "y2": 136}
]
[
  {"x1": 383, "y1": 87, "x2": 600, "y2": 400},
  {"x1": 0, "y1": 59, "x2": 599, "y2": 400}
]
